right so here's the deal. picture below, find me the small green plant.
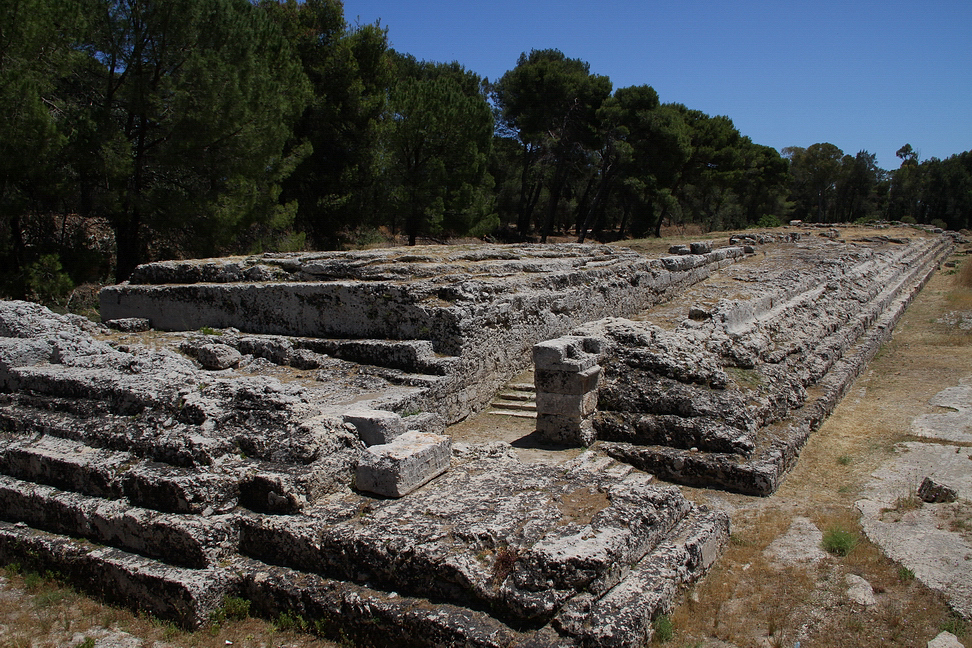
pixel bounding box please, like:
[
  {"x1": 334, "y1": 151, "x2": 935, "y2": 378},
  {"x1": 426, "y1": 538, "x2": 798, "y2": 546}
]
[
  {"x1": 222, "y1": 595, "x2": 251, "y2": 620},
  {"x1": 160, "y1": 622, "x2": 179, "y2": 641},
  {"x1": 652, "y1": 614, "x2": 675, "y2": 642},
  {"x1": 199, "y1": 326, "x2": 221, "y2": 336},
  {"x1": 23, "y1": 571, "x2": 44, "y2": 591},
  {"x1": 897, "y1": 566, "x2": 915, "y2": 582},
  {"x1": 940, "y1": 613, "x2": 968, "y2": 637},
  {"x1": 275, "y1": 610, "x2": 308, "y2": 632},
  {"x1": 837, "y1": 454, "x2": 853, "y2": 466},
  {"x1": 73, "y1": 639, "x2": 96, "y2": 648},
  {"x1": 821, "y1": 525, "x2": 858, "y2": 556}
]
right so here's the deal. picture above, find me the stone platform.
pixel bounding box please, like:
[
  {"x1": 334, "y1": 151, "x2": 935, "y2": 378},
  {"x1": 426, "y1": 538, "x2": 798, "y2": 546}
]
[
  {"x1": 535, "y1": 232, "x2": 954, "y2": 494},
  {"x1": 0, "y1": 229, "x2": 956, "y2": 645},
  {"x1": 100, "y1": 243, "x2": 748, "y2": 423}
]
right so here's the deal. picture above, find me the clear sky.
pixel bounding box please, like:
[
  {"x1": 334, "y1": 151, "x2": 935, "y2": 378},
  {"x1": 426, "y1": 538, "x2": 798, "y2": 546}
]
[{"x1": 340, "y1": 0, "x2": 971, "y2": 171}]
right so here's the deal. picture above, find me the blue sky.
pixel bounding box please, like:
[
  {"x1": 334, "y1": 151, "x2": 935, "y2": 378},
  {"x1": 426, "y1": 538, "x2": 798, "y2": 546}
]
[{"x1": 340, "y1": 0, "x2": 971, "y2": 171}]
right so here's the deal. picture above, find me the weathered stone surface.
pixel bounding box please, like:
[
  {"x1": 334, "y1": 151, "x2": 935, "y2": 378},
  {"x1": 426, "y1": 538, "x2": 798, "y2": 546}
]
[
  {"x1": 195, "y1": 343, "x2": 242, "y2": 370},
  {"x1": 0, "y1": 230, "x2": 953, "y2": 645},
  {"x1": 918, "y1": 476, "x2": 958, "y2": 503},
  {"x1": 354, "y1": 431, "x2": 451, "y2": 497},
  {"x1": 344, "y1": 409, "x2": 406, "y2": 446},
  {"x1": 105, "y1": 317, "x2": 150, "y2": 332},
  {"x1": 101, "y1": 243, "x2": 751, "y2": 423},
  {"x1": 570, "y1": 233, "x2": 953, "y2": 494},
  {"x1": 928, "y1": 631, "x2": 964, "y2": 648}
]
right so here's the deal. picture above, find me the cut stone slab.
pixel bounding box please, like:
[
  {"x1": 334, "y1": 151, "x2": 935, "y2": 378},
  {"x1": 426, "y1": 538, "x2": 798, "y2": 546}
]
[
  {"x1": 355, "y1": 431, "x2": 451, "y2": 497},
  {"x1": 762, "y1": 516, "x2": 828, "y2": 566},
  {"x1": 344, "y1": 409, "x2": 407, "y2": 446},
  {"x1": 912, "y1": 376, "x2": 972, "y2": 443}
]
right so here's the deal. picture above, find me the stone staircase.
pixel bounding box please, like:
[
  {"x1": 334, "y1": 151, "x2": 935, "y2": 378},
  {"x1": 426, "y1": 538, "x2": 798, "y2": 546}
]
[{"x1": 488, "y1": 376, "x2": 537, "y2": 418}]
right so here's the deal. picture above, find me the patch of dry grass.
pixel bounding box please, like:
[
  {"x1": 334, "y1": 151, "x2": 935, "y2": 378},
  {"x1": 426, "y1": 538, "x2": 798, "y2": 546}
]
[{"x1": 0, "y1": 564, "x2": 339, "y2": 648}]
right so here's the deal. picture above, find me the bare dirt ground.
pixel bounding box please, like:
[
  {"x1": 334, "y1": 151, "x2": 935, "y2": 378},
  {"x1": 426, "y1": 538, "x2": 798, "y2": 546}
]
[{"x1": 2, "y1": 228, "x2": 970, "y2": 648}]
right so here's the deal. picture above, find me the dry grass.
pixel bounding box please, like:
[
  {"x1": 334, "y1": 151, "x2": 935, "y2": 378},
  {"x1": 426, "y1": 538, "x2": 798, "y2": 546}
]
[{"x1": 0, "y1": 564, "x2": 339, "y2": 648}]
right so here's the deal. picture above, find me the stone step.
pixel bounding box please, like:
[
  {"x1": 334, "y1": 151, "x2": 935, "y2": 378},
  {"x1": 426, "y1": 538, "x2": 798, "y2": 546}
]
[
  {"x1": 508, "y1": 382, "x2": 536, "y2": 392},
  {"x1": 237, "y1": 458, "x2": 694, "y2": 628},
  {"x1": 0, "y1": 474, "x2": 236, "y2": 569},
  {"x1": 0, "y1": 520, "x2": 232, "y2": 629},
  {"x1": 491, "y1": 400, "x2": 536, "y2": 412},
  {"x1": 497, "y1": 390, "x2": 534, "y2": 401},
  {"x1": 488, "y1": 409, "x2": 538, "y2": 419}
]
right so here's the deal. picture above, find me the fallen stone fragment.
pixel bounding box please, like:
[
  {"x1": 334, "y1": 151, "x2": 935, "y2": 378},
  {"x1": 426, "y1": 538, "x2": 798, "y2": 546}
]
[
  {"x1": 845, "y1": 573, "x2": 876, "y2": 606},
  {"x1": 355, "y1": 431, "x2": 451, "y2": 497},
  {"x1": 196, "y1": 343, "x2": 242, "y2": 370},
  {"x1": 918, "y1": 476, "x2": 958, "y2": 503},
  {"x1": 928, "y1": 631, "x2": 964, "y2": 648}
]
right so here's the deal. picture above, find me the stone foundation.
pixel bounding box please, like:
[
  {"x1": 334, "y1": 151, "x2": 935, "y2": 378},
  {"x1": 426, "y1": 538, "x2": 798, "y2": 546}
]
[
  {"x1": 0, "y1": 230, "x2": 956, "y2": 644},
  {"x1": 533, "y1": 233, "x2": 954, "y2": 494}
]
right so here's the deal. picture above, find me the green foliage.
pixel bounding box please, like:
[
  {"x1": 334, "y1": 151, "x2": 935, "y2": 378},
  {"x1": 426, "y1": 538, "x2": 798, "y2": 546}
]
[
  {"x1": 65, "y1": 0, "x2": 311, "y2": 280},
  {"x1": 652, "y1": 614, "x2": 675, "y2": 642},
  {"x1": 73, "y1": 639, "x2": 96, "y2": 648},
  {"x1": 275, "y1": 610, "x2": 309, "y2": 632},
  {"x1": 897, "y1": 566, "x2": 915, "y2": 582},
  {"x1": 821, "y1": 525, "x2": 858, "y2": 556},
  {"x1": 210, "y1": 595, "x2": 251, "y2": 626},
  {"x1": 940, "y1": 614, "x2": 968, "y2": 638},
  {"x1": 386, "y1": 56, "x2": 495, "y2": 244},
  {"x1": 23, "y1": 254, "x2": 73, "y2": 305},
  {"x1": 756, "y1": 214, "x2": 783, "y2": 228}
]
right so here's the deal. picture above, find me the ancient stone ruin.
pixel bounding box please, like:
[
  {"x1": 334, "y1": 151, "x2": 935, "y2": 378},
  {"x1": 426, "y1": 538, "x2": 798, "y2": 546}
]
[{"x1": 0, "y1": 228, "x2": 954, "y2": 646}]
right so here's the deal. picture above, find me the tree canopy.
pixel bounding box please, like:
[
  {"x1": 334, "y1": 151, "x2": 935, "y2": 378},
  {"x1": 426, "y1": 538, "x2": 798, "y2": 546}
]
[{"x1": 2, "y1": 1, "x2": 969, "y2": 300}]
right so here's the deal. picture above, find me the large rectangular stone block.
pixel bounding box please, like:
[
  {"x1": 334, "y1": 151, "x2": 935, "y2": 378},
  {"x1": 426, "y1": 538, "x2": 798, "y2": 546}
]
[
  {"x1": 344, "y1": 410, "x2": 406, "y2": 447},
  {"x1": 355, "y1": 431, "x2": 451, "y2": 498},
  {"x1": 535, "y1": 365, "x2": 601, "y2": 395},
  {"x1": 533, "y1": 336, "x2": 597, "y2": 372},
  {"x1": 535, "y1": 390, "x2": 598, "y2": 417},
  {"x1": 535, "y1": 414, "x2": 596, "y2": 447}
]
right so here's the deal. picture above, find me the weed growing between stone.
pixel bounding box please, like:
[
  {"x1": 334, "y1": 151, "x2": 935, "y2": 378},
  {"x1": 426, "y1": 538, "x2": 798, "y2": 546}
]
[{"x1": 821, "y1": 525, "x2": 858, "y2": 556}]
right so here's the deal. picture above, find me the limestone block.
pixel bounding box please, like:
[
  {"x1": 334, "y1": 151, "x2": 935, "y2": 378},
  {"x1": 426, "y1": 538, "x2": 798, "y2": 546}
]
[
  {"x1": 535, "y1": 390, "x2": 598, "y2": 417},
  {"x1": 344, "y1": 410, "x2": 406, "y2": 447},
  {"x1": 536, "y1": 414, "x2": 596, "y2": 447},
  {"x1": 355, "y1": 431, "x2": 451, "y2": 498},
  {"x1": 668, "y1": 244, "x2": 691, "y2": 255},
  {"x1": 690, "y1": 241, "x2": 713, "y2": 254},
  {"x1": 533, "y1": 336, "x2": 597, "y2": 372},
  {"x1": 918, "y1": 476, "x2": 958, "y2": 503},
  {"x1": 535, "y1": 365, "x2": 601, "y2": 395},
  {"x1": 105, "y1": 318, "x2": 150, "y2": 332},
  {"x1": 196, "y1": 344, "x2": 242, "y2": 370}
]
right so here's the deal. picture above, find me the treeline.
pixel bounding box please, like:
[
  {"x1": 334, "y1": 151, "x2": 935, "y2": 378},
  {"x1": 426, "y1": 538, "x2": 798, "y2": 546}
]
[{"x1": 2, "y1": 0, "x2": 970, "y2": 299}]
